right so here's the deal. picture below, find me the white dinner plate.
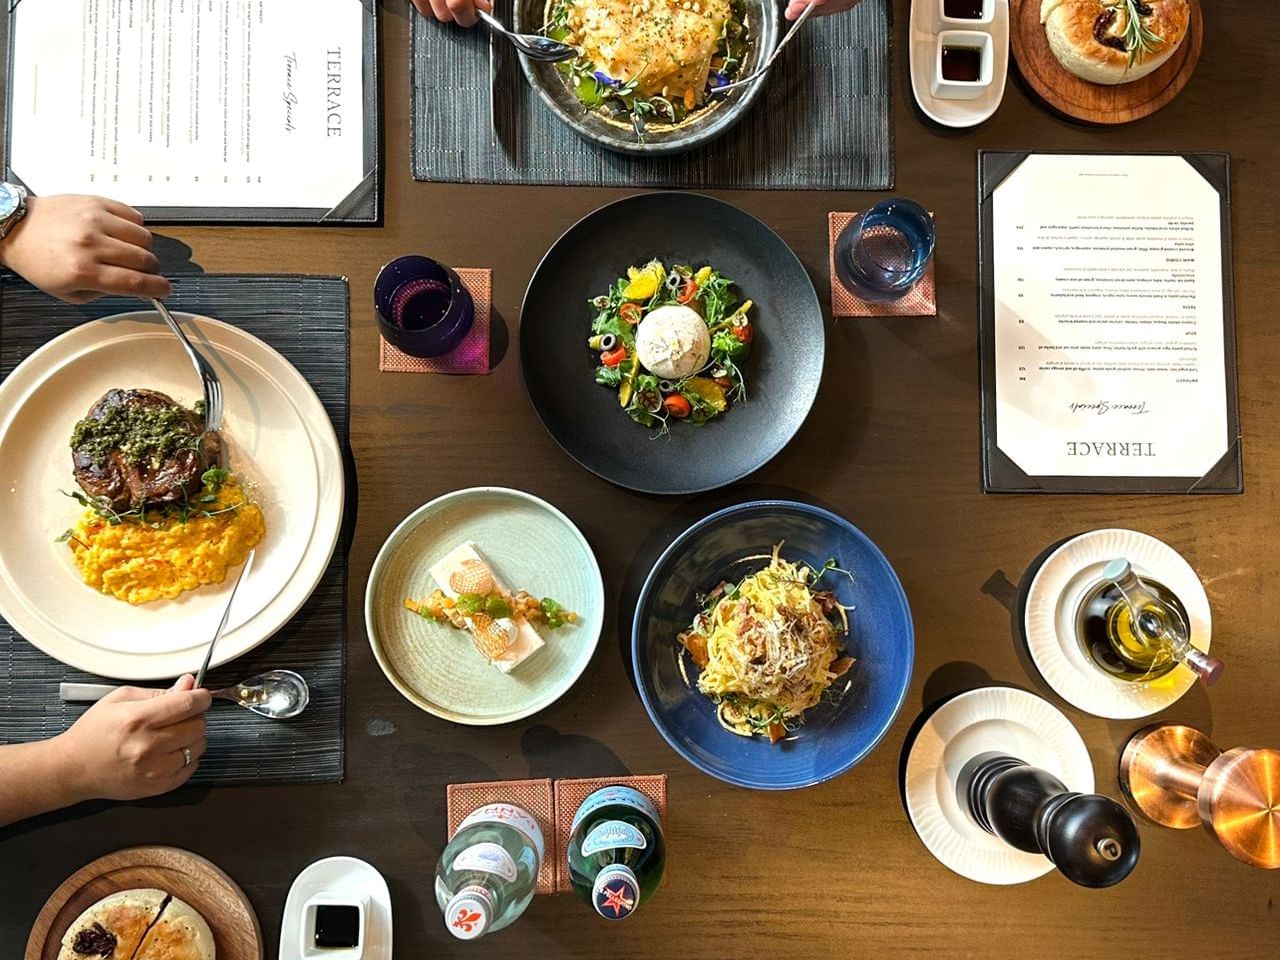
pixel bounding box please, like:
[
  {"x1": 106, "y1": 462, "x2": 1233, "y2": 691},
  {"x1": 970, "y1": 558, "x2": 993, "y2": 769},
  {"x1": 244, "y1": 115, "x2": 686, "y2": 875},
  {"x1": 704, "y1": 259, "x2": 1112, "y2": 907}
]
[
  {"x1": 0, "y1": 311, "x2": 344, "y2": 680},
  {"x1": 909, "y1": 0, "x2": 1010, "y2": 128},
  {"x1": 365, "y1": 487, "x2": 604, "y2": 725},
  {"x1": 904, "y1": 686, "x2": 1094, "y2": 885},
  {"x1": 1023, "y1": 528, "x2": 1210, "y2": 719}
]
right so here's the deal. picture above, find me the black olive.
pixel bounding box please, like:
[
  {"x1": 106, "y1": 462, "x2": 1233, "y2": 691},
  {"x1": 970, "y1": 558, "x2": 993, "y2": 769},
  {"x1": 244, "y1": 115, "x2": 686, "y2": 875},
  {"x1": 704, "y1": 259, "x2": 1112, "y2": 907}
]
[{"x1": 600, "y1": 333, "x2": 617, "y2": 351}]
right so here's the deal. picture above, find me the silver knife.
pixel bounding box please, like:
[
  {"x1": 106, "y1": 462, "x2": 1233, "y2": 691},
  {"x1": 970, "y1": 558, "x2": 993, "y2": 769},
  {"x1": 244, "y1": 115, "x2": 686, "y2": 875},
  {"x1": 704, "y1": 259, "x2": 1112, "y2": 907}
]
[
  {"x1": 489, "y1": 1, "x2": 499, "y2": 145},
  {"x1": 195, "y1": 548, "x2": 255, "y2": 687},
  {"x1": 60, "y1": 549, "x2": 256, "y2": 703}
]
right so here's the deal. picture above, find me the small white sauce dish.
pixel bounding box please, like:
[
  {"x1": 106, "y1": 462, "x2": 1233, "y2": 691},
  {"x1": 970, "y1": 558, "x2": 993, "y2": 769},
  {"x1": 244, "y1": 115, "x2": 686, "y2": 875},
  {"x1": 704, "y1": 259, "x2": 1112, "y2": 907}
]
[
  {"x1": 932, "y1": 30, "x2": 994, "y2": 101},
  {"x1": 935, "y1": 0, "x2": 996, "y2": 30}
]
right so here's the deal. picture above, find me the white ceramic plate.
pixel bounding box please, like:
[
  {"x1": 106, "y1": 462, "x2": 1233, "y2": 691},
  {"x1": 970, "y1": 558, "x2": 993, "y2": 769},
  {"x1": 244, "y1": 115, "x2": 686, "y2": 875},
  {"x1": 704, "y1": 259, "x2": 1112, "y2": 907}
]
[
  {"x1": 280, "y1": 856, "x2": 391, "y2": 960},
  {"x1": 365, "y1": 487, "x2": 604, "y2": 725},
  {"x1": 909, "y1": 0, "x2": 1009, "y2": 128},
  {"x1": 0, "y1": 311, "x2": 344, "y2": 680},
  {"x1": 1024, "y1": 528, "x2": 1210, "y2": 720},
  {"x1": 904, "y1": 686, "x2": 1094, "y2": 885}
]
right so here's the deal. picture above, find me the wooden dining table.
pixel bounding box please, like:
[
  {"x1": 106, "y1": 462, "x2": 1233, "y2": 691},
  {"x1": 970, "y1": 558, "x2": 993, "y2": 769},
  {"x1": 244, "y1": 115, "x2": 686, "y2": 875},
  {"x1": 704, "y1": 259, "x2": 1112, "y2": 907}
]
[{"x1": 3, "y1": 1, "x2": 1278, "y2": 957}]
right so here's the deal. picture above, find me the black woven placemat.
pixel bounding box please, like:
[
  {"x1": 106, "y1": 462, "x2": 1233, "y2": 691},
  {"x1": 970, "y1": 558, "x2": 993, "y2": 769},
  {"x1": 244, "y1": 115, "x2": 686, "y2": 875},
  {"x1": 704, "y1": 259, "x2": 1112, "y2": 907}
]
[
  {"x1": 410, "y1": 0, "x2": 893, "y2": 189},
  {"x1": 0, "y1": 275, "x2": 349, "y2": 785}
]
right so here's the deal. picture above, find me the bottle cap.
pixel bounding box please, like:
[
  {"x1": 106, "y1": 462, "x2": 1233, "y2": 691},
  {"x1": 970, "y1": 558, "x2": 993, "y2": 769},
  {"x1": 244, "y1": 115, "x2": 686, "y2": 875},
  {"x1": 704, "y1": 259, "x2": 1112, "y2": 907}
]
[
  {"x1": 592, "y1": 864, "x2": 641, "y2": 920},
  {"x1": 444, "y1": 886, "x2": 493, "y2": 940},
  {"x1": 1102, "y1": 558, "x2": 1132, "y2": 583}
]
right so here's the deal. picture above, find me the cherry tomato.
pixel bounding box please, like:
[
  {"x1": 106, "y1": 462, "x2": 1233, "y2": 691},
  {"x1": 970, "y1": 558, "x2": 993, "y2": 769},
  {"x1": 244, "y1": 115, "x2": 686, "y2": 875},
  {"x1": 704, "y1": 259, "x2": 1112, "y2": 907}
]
[
  {"x1": 733, "y1": 323, "x2": 754, "y2": 344},
  {"x1": 677, "y1": 279, "x2": 699, "y2": 304},
  {"x1": 663, "y1": 395, "x2": 692, "y2": 419},
  {"x1": 620, "y1": 302, "x2": 643, "y2": 325},
  {"x1": 601, "y1": 346, "x2": 628, "y2": 367}
]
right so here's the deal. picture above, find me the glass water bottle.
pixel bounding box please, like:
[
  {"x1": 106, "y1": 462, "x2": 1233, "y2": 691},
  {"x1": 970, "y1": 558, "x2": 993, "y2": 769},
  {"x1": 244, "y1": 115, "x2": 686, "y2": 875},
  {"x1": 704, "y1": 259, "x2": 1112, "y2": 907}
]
[
  {"x1": 434, "y1": 802, "x2": 544, "y2": 941},
  {"x1": 566, "y1": 785, "x2": 665, "y2": 920}
]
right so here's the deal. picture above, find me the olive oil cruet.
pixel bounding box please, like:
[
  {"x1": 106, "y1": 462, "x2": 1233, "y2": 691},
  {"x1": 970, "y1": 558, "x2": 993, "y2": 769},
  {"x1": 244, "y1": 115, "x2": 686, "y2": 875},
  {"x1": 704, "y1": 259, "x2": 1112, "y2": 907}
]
[{"x1": 1075, "y1": 559, "x2": 1224, "y2": 685}]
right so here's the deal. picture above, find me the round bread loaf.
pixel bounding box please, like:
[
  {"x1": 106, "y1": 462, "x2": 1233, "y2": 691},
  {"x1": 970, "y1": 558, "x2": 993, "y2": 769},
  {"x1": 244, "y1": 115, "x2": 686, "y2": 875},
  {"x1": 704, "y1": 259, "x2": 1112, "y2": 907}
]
[{"x1": 1040, "y1": 0, "x2": 1190, "y2": 85}]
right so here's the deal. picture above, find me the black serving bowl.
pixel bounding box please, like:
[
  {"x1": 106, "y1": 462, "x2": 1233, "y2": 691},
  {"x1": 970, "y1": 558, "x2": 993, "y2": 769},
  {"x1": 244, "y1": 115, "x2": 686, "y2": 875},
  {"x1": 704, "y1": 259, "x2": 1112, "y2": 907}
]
[{"x1": 519, "y1": 192, "x2": 825, "y2": 495}]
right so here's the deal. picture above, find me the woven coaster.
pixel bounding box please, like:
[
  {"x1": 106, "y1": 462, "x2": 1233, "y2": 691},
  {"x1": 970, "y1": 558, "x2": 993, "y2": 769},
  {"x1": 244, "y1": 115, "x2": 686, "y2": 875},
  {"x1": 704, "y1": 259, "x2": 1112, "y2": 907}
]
[
  {"x1": 552, "y1": 775, "x2": 668, "y2": 894},
  {"x1": 446, "y1": 778, "x2": 556, "y2": 895},
  {"x1": 379, "y1": 267, "x2": 492, "y2": 374},
  {"x1": 827, "y1": 212, "x2": 938, "y2": 318}
]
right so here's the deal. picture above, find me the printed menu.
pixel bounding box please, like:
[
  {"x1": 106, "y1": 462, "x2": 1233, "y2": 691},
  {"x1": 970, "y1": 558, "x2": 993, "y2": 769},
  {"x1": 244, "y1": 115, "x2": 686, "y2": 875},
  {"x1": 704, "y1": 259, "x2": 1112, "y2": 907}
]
[
  {"x1": 979, "y1": 153, "x2": 1241, "y2": 493},
  {"x1": 5, "y1": 0, "x2": 376, "y2": 222}
]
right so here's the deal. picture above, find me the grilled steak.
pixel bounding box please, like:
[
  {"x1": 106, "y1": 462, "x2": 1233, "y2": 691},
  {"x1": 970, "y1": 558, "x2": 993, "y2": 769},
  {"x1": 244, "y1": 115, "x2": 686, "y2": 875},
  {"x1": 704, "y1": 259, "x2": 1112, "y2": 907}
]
[{"x1": 71, "y1": 388, "x2": 223, "y2": 511}]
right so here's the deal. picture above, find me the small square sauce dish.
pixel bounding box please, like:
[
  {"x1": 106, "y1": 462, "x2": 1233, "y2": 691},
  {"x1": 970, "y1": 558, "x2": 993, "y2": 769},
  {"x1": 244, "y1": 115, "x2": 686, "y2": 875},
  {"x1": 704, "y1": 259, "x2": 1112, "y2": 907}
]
[{"x1": 932, "y1": 30, "x2": 993, "y2": 101}]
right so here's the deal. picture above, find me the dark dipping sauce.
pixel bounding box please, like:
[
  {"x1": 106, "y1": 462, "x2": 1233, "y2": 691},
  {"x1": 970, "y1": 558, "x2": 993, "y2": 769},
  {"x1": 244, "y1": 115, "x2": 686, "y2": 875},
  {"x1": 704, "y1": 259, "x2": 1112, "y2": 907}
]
[
  {"x1": 314, "y1": 904, "x2": 361, "y2": 948},
  {"x1": 943, "y1": 0, "x2": 984, "y2": 18},
  {"x1": 941, "y1": 46, "x2": 984, "y2": 82}
]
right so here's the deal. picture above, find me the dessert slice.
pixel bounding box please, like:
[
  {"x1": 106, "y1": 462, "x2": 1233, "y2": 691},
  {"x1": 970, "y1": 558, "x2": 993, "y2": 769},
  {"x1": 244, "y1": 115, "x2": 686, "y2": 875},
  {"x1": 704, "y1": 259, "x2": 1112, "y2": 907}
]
[{"x1": 427, "y1": 542, "x2": 545, "y2": 674}]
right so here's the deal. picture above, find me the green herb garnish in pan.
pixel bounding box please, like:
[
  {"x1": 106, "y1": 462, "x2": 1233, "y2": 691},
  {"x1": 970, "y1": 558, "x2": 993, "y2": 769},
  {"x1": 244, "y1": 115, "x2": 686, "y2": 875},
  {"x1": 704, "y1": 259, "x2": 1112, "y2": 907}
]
[
  {"x1": 587, "y1": 260, "x2": 754, "y2": 433},
  {"x1": 544, "y1": 0, "x2": 750, "y2": 138}
]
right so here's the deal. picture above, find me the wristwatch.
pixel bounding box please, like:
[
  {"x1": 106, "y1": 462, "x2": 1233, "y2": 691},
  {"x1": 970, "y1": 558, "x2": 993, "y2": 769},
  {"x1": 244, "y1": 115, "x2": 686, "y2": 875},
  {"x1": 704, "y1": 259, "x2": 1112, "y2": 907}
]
[{"x1": 0, "y1": 182, "x2": 29, "y2": 240}]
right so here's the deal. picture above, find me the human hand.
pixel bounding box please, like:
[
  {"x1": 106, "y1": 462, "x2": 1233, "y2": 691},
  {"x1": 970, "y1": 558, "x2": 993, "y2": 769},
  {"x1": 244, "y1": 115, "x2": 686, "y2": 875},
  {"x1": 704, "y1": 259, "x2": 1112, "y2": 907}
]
[
  {"x1": 0, "y1": 194, "x2": 170, "y2": 304},
  {"x1": 55, "y1": 674, "x2": 211, "y2": 802},
  {"x1": 785, "y1": 0, "x2": 863, "y2": 19},
  {"x1": 411, "y1": 0, "x2": 492, "y2": 28}
]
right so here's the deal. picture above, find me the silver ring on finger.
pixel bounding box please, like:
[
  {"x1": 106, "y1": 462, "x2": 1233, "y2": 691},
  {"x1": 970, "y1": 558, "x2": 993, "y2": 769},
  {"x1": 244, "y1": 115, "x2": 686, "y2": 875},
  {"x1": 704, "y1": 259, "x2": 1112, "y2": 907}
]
[{"x1": 182, "y1": 746, "x2": 192, "y2": 768}]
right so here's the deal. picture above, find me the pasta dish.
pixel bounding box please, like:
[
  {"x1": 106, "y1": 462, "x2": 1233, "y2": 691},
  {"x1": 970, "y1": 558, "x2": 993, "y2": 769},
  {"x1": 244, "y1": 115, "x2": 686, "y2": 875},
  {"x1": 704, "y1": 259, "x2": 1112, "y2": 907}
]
[
  {"x1": 678, "y1": 544, "x2": 855, "y2": 743},
  {"x1": 544, "y1": 0, "x2": 750, "y2": 133}
]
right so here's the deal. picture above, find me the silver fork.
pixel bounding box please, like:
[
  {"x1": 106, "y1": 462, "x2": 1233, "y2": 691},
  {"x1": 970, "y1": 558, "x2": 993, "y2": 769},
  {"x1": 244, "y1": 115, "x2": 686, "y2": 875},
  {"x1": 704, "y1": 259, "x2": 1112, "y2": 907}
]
[
  {"x1": 710, "y1": 3, "x2": 816, "y2": 95},
  {"x1": 151, "y1": 299, "x2": 223, "y2": 432}
]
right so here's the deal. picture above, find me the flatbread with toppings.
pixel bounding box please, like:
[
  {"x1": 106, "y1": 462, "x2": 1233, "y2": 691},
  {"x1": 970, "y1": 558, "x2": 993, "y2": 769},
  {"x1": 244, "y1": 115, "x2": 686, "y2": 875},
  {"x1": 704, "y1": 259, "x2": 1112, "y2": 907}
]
[
  {"x1": 58, "y1": 889, "x2": 165, "y2": 960},
  {"x1": 57, "y1": 889, "x2": 215, "y2": 960},
  {"x1": 134, "y1": 896, "x2": 216, "y2": 960}
]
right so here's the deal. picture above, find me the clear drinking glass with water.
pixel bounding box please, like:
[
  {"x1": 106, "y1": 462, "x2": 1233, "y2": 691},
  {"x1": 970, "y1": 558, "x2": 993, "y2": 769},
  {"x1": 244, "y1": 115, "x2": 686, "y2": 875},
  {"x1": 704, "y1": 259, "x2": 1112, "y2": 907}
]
[{"x1": 835, "y1": 198, "x2": 936, "y2": 303}]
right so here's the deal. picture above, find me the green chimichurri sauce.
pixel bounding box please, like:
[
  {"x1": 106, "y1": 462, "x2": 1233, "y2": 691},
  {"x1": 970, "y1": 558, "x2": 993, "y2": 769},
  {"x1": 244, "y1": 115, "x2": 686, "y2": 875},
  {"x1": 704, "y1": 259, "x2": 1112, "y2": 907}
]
[{"x1": 70, "y1": 401, "x2": 201, "y2": 468}]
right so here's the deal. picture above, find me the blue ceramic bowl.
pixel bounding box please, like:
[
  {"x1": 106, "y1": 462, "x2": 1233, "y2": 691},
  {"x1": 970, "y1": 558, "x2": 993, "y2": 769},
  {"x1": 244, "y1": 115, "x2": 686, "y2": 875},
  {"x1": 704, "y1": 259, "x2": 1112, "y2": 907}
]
[{"x1": 632, "y1": 501, "x2": 915, "y2": 790}]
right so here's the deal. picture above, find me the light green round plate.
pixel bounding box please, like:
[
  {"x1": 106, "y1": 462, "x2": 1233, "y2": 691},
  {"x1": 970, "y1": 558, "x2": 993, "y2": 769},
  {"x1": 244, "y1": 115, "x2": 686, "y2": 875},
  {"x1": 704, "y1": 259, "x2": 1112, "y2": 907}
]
[{"x1": 365, "y1": 487, "x2": 604, "y2": 725}]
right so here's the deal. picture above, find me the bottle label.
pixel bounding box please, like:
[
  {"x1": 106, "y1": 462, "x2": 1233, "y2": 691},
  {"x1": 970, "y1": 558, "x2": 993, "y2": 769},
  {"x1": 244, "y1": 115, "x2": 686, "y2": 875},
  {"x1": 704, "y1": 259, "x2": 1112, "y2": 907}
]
[
  {"x1": 571, "y1": 786, "x2": 661, "y2": 835},
  {"x1": 456, "y1": 802, "x2": 546, "y2": 863},
  {"x1": 452, "y1": 841, "x2": 517, "y2": 882},
  {"x1": 581, "y1": 819, "x2": 647, "y2": 857},
  {"x1": 445, "y1": 885, "x2": 493, "y2": 941},
  {"x1": 592, "y1": 864, "x2": 640, "y2": 921}
]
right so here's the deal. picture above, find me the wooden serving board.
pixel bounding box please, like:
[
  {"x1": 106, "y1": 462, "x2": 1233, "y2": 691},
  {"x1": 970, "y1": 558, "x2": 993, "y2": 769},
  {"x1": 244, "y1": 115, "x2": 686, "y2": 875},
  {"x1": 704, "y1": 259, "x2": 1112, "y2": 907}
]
[
  {"x1": 26, "y1": 846, "x2": 263, "y2": 960},
  {"x1": 1010, "y1": 0, "x2": 1203, "y2": 124}
]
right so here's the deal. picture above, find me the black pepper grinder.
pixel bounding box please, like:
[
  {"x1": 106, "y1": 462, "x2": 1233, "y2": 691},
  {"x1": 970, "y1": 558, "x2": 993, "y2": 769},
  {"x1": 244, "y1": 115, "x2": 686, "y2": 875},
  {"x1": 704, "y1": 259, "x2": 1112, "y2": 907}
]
[{"x1": 959, "y1": 752, "x2": 1140, "y2": 888}]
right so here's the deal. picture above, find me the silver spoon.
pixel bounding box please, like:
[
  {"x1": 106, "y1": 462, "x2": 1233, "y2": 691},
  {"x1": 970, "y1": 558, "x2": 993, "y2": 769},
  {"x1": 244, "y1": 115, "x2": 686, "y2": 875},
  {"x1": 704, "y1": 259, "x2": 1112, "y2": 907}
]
[
  {"x1": 477, "y1": 9, "x2": 577, "y2": 62},
  {"x1": 58, "y1": 669, "x2": 310, "y2": 720},
  {"x1": 711, "y1": 3, "x2": 816, "y2": 96},
  {"x1": 212, "y1": 669, "x2": 310, "y2": 719}
]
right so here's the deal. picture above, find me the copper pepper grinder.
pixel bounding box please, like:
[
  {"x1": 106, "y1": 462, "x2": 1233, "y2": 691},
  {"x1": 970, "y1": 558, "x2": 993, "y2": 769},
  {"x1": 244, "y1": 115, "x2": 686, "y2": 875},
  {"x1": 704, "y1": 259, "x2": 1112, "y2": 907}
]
[
  {"x1": 960, "y1": 751, "x2": 1141, "y2": 887},
  {"x1": 1119, "y1": 724, "x2": 1280, "y2": 869}
]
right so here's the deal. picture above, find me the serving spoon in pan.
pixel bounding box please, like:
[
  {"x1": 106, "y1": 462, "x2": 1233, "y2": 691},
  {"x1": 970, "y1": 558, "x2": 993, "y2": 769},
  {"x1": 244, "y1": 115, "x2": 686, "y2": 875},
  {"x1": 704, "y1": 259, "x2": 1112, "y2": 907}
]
[
  {"x1": 477, "y1": 9, "x2": 577, "y2": 62},
  {"x1": 710, "y1": 2, "x2": 816, "y2": 95}
]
